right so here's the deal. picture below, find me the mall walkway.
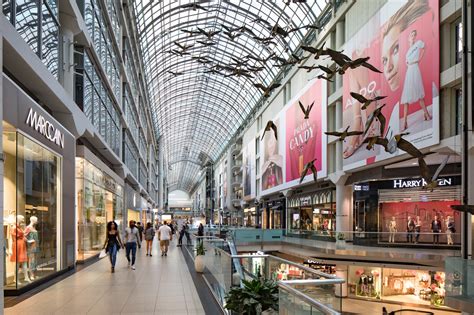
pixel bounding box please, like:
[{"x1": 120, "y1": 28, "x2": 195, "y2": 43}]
[{"x1": 5, "y1": 240, "x2": 206, "y2": 315}]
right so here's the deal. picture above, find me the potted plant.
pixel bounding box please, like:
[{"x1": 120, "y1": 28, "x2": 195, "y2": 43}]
[
  {"x1": 195, "y1": 241, "x2": 205, "y2": 273},
  {"x1": 336, "y1": 232, "x2": 346, "y2": 249},
  {"x1": 225, "y1": 279, "x2": 279, "y2": 315}
]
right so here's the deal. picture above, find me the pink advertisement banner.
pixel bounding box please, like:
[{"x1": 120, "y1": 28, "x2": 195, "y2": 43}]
[
  {"x1": 285, "y1": 79, "x2": 324, "y2": 183},
  {"x1": 342, "y1": 0, "x2": 440, "y2": 170}
]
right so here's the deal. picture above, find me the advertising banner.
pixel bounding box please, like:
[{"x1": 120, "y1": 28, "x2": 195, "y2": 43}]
[
  {"x1": 285, "y1": 79, "x2": 326, "y2": 184},
  {"x1": 342, "y1": 0, "x2": 439, "y2": 170},
  {"x1": 243, "y1": 141, "x2": 255, "y2": 199},
  {"x1": 262, "y1": 118, "x2": 284, "y2": 190},
  {"x1": 259, "y1": 78, "x2": 327, "y2": 196}
]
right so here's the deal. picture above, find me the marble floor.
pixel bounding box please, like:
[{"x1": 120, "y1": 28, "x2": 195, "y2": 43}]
[{"x1": 5, "y1": 239, "x2": 206, "y2": 315}]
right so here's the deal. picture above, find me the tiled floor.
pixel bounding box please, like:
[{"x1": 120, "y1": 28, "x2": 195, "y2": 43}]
[
  {"x1": 5, "y1": 239, "x2": 206, "y2": 315},
  {"x1": 343, "y1": 298, "x2": 459, "y2": 315}
]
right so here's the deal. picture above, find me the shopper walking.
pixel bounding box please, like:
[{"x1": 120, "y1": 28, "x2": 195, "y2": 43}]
[
  {"x1": 197, "y1": 223, "x2": 204, "y2": 244},
  {"x1": 136, "y1": 222, "x2": 144, "y2": 249},
  {"x1": 446, "y1": 216, "x2": 455, "y2": 245},
  {"x1": 144, "y1": 222, "x2": 155, "y2": 256},
  {"x1": 124, "y1": 220, "x2": 140, "y2": 270},
  {"x1": 158, "y1": 221, "x2": 173, "y2": 256},
  {"x1": 103, "y1": 221, "x2": 124, "y2": 273},
  {"x1": 431, "y1": 215, "x2": 442, "y2": 245},
  {"x1": 178, "y1": 224, "x2": 185, "y2": 247},
  {"x1": 184, "y1": 222, "x2": 191, "y2": 245}
]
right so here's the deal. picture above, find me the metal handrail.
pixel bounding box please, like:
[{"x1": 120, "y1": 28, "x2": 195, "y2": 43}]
[
  {"x1": 280, "y1": 279, "x2": 345, "y2": 285},
  {"x1": 278, "y1": 282, "x2": 341, "y2": 315}
]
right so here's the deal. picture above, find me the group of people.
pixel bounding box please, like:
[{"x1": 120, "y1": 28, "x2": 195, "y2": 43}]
[
  {"x1": 102, "y1": 220, "x2": 205, "y2": 273},
  {"x1": 388, "y1": 215, "x2": 456, "y2": 245}
]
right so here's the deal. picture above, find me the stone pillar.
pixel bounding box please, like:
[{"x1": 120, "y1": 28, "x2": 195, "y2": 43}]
[
  {"x1": 58, "y1": 13, "x2": 79, "y2": 94},
  {"x1": 336, "y1": 183, "x2": 351, "y2": 235}
]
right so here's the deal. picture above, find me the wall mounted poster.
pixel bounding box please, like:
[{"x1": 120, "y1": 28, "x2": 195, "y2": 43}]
[
  {"x1": 260, "y1": 79, "x2": 326, "y2": 196},
  {"x1": 342, "y1": 0, "x2": 440, "y2": 170},
  {"x1": 262, "y1": 118, "x2": 283, "y2": 190},
  {"x1": 286, "y1": 78, "x2": 327, "y2": 185},
  {"x1": 243, "y1": 141, "x2": 256, "y2": 199}
]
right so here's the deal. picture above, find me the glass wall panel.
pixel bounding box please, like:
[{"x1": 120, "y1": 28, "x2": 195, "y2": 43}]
[
  {"x1": 3, "y1": 123, "x2": 61, "y2": 289},
  {"x1": 76, "y1": 158, "x2": 123, "y2": 260}
]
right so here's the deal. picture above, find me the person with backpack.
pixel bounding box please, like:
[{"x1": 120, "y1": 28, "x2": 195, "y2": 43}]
[
  {"x1": 124, "y1": 220, "x2": 140, "y2": 270},
  {"x1": 144, "y1": 222, "x2": 155, "y2": 256}
]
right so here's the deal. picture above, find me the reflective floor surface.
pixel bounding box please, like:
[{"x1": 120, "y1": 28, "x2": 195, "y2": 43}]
[{"x1": 5, "y1": 239, "x2": 205, "y2": 315}]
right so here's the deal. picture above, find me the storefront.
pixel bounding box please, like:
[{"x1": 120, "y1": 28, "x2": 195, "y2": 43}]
[
  {"x1": 353, "y1": 176, "x2": 461, "y2": 247},
  {"x1": 243, "y1": 207, "x2": 257, "y2": 227},
  {"x1": 347, "y1": 265, "x2": 448, "y2": 308},
  {"x1": 287, "y1": 188, "x2": 336, "y2": 240},
  {"x1": 75, "y1": 150, "x2": 124, "y2": 262},
  {"x1": 3, "y1": 75, "x2": 75, "y2": 293},
  {"x1": 125, "y1": 183, "x2": 142, "y2": 226},
  {"x1": 262, "y1": 198, "x2": 285, "y2": 230}
]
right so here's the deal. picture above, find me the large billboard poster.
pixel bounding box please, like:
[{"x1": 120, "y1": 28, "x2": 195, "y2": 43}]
[
  {"x1": 262, "y1": 117, "x2": 284, "y2": 190},
  {"x1": 342, "y1": 0, "x2": 439, "y2": 170},
  {"x1": 243, "y1": 141, "x2": 256, "y2": 199},
  {"x1": 286, "y1": 79, "x2": 327, "y2": 185}
]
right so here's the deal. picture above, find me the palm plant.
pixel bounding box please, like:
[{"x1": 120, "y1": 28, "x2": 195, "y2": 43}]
[
  {"x1": 225, "y1": 279, "x2": 279, "y2": 314},
  {"x1": 195, "y1": 241, "x2": 205, "y2": 256}
]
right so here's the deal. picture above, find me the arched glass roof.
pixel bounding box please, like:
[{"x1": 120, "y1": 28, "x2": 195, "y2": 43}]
[{"x1": 134, "y1": 0, "x2": 331, "y2": 192}]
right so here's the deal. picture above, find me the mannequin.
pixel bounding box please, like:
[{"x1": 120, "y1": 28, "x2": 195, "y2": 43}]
[
  {"x1": 9, "y1": 215, "x2": 31, "y2": 283},
  {"x1": 25, "y1": 216, "x2": 39, "y2": 280},
  {"x1": 388, "y1": 217, "x2": 397, "y2": 243}
]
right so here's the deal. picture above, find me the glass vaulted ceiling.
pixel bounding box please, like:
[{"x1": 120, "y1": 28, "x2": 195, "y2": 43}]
[{"x1": 134, "y1": 0, "x2": 330, "y2": 192}]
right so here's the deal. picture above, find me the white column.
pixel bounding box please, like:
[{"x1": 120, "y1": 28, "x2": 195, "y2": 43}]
[
  {"x1": 335, "y1": 20, "x2": 345, "y2": 89},
  {"x1": 336, "y1": 183, "x2": 351, "y2": 235},
  {"x1": 335, "y1": 100, "x2": 343, "y2": 171},
  {"x1": 58, "y1": 13, "x2": 78, "y2": 94},
  {"x1": 0, "y1": 28, "x2": 5, "y2": 308},
  {"x1": 335, "y1": 265, "x2": 348, "y2": 297},
  {"x1": 158, "y1": 144, "x2": 164, "y2": 211}
]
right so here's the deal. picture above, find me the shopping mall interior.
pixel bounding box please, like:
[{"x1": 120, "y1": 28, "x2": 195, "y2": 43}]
[{"x1": 0, "y1": 0, "x2": 473, "y2": 314}]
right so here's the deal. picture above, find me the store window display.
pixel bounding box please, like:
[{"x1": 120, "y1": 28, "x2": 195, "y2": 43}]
[
  {"x1": 3, "y1": 126, "x2": 60, "y2": 288},
  {"x1": 348, "y1": 266, "x2": 382, "y2": 299},
  {"x1": 287, "y1": 189, "x2": 336, "y2": 238},
  {"x1": 348, "y1": 265, "x2": 447, "y2": 308},
  {"x1": 76, "y1": 157, "x2": 123, "y2": 261}
]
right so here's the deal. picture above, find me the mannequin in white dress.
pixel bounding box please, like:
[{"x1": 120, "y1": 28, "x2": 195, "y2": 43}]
[{"x1": 400, "y1": 30, "x2": 431, "y2": 131}]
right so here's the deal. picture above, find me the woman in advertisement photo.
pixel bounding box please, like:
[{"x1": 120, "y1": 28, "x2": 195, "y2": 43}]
[
  {"x1": 262, "y1": 122, "x2": 283, "y2": 190},
  {"x1": 400, "y1": 30, "x2": 430, "y2": 130},
  {"x1": 343, "y1": 0, "x2": 437, "y2": 163}
]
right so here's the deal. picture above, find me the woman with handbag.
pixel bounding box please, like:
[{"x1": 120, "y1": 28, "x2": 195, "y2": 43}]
[
  {"x1": 145, "y1": 222, "x2": 155, "y2": 256},
  {"x1": 103, "y1": 221, "x2": 124, "y2": 273}
]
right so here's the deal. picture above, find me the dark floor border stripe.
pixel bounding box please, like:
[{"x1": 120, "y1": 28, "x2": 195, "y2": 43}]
[
  {"x1": 181, "y1": 245, "x2": 224, "y2": 315},
  {"x1": 4, "y1": 256, "x2": 100, "y2": 307}
]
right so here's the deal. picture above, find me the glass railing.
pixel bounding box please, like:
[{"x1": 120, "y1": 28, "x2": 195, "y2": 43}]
[
  {"x1": 444, "y1": 257, "x2": 474, "y2": 312},
  {"x1": 186, "y1": 235, "x2": 344, "y2": 314}
]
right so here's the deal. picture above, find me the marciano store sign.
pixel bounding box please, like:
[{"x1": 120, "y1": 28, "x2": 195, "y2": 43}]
[{"x1": 25, "y1": 108, "x2": 64, "y2": 148}]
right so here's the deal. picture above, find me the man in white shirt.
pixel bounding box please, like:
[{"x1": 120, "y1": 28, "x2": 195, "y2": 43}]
[
  {"x1": 124, "y1": 220, "x2": 140, "y2": 270},
  {"x1": 158, "y1": 221, "x2": 172, "y2": 256}
]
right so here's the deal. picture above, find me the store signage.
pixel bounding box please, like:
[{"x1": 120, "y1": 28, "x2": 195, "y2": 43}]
[
  {"x1": 25, "y1": 108, "x2": 64, "y2": 148},
  {"x1": 393, "y1": 177, "x2": 453, "y2": 189},
  {"x1": 102, "y1": 174, "x2": 117, "y2": 192},
  {"x1": 299, "y1": 196, "x2": 312, "y2": 206}
]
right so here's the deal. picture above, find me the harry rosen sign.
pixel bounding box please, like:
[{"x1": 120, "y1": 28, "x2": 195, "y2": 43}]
[{"x1": 25, "y1": 108, "x2": 64, "y2": 148}]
